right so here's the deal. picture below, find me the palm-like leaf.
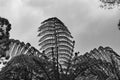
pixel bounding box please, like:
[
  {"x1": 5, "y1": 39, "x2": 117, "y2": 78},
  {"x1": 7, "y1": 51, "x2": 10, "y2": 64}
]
[
  {"x1": 72, "y1": 46, "x2": 120, "y2": 80},
  {"x1": 0, "y1": 39, "x2": 47, "y2": 71},
  {"x1": 0, "y1": 54, "x2": 51, "y2": 80}
]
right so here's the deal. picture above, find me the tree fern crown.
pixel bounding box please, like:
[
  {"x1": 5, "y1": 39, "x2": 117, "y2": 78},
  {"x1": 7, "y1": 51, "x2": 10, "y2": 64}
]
[{"x1": 38, "y1": 17, "x2": 75, "y2": 66}]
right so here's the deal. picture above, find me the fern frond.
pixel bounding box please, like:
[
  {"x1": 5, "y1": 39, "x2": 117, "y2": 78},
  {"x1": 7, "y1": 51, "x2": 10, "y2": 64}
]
[
  {"x1": 58, "y1": 36, "x2": 73, "y2": 43},
  {"x1": 38, "y1": 17, "x2": 74, "y2": 72},
  {"x1": 39, "y1": 38, "x2": 55, "y2": 46},
  {"x1": 39, "y1": 43, "x2": 55, "y2": 50},
  {"x1": 56, "y1": 31, "x2": 73, "y2": 38},
  {"x1": 39, "y1": 34, "x2": 55, "y2": 42},
  {"x1": 38, "y1": 29, "x2": 54, "y2": 37},
  {"x1": 58, "y1": 41, "x2": 74, "y2": 48},
  {"x1": 58, "y1": 45, "x2": 73, "y2": 53}
]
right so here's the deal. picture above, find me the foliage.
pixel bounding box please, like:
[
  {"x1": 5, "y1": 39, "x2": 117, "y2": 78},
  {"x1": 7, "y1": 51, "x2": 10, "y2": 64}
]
[
  {"x1": 0, "y1": 54, "x2": 50, "y2": 80},
  {"x1": 99, "y1": 0, "x2": 120, "y2": 9},
  {"x1": 118, "y1": 20, "x2": 120, "y2": 30},
  {"x1": 38, "y1": 17, "x2": 75, "y2": 80},
  {"x1": 99, "y1": 0, "x2": 120, "y2": 31},
  {"x1": 0, "y1": 17, "x2": 120, "y2": 80},
  {"x1": 38, "y1": 17, "x2": 74, "y2": 65}
]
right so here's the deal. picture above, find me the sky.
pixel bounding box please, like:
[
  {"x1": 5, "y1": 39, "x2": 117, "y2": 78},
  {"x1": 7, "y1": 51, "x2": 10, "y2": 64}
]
[{"x1": 0, "y1": 0, "x2": 120, "y2": 55}]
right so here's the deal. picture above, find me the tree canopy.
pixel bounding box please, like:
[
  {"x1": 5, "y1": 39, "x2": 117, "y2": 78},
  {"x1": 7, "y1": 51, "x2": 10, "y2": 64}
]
[{"x1": 100, "y1": 0, "x2": 120, "y2": 9}]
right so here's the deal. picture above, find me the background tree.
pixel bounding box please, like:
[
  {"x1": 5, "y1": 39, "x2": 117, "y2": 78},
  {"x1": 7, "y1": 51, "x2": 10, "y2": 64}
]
[
  {"x1": 99, "y1": 0, "x2": 120, "y2": 30},
  {"x1": 99, "y1": 0, "x2": 120, "y2": 9}
]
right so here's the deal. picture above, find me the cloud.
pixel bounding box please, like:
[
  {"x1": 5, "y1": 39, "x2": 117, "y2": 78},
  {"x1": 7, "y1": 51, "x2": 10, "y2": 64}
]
[
  {"x1": 0, "y1": 0, "x2": 119, "y2": 54},
  {"x1": 22, "y1": 0, "x2": 54, "y2": 8}
]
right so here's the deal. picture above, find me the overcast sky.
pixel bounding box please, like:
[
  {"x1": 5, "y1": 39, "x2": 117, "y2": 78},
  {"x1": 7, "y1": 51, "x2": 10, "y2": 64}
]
[{"x1": 0, "y1": 0, "x2": 120, "y2": 54}]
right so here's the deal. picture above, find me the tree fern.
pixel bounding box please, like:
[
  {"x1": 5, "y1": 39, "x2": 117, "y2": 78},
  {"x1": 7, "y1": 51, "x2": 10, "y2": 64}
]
[
  {"x1": 38, "y1": 17, "x2": 75, "y2": 67},
  {"x1": 38, "y1": 17, "x2": 75, "y2": 80}
]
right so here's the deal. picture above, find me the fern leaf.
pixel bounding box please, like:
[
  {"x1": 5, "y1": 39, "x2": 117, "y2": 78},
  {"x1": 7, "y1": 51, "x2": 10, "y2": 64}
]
[{"x1": 39, "y1": 34, "x2": 55, "y2": 42}]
